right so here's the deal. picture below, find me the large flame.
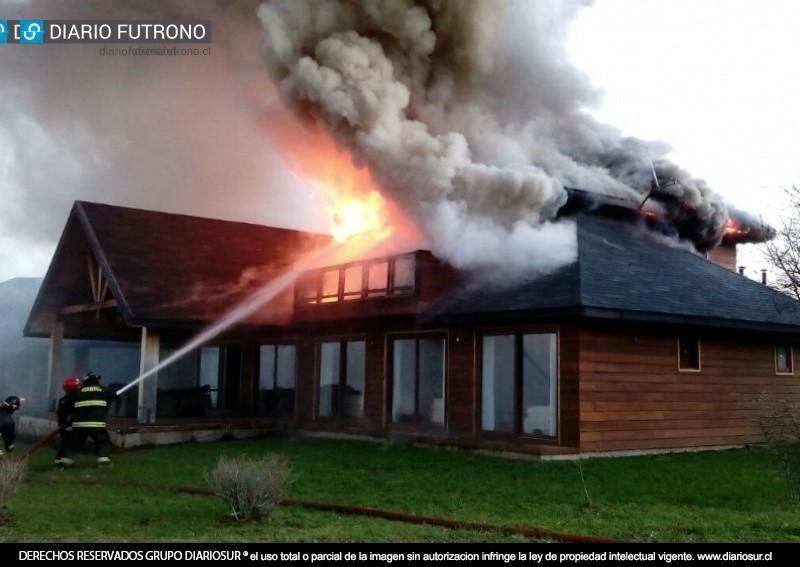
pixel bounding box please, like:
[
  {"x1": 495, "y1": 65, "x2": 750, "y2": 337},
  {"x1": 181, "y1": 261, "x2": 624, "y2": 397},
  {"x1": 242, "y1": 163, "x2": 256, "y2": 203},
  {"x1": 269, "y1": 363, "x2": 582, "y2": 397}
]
[
  {"x1": 330, "y1": 190, "x2": 392, "y2": 242},
  {"x1": 264, "y1": 115, "x2": 426, "y2": 260},
  {"x1": 272, "y1": 121, "x2": 397, "y2": 243}
]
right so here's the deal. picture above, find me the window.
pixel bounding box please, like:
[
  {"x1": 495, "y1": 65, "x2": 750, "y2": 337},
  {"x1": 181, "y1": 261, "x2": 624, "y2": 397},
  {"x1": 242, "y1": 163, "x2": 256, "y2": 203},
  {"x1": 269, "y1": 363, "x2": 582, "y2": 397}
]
[
  {"x1": 480, "y1": 331, "x2": 558, "y2": 437},
  {"x1": 343, "y1": 265, "x2": 363, "y2": 300},
  {"x1": 318, "y1": 339, "x2": 365, "y2": 419},
  {"x1": 678, "y1": 335, "x2": 700, "y2": 371},
  {"x1": 775, "y1": 343, "x2": 793, "y2": 374},
  {"x1": 367, "y1": 261, "x2": 389, "y2": 297},
  {"x1": 297, "y1": 253, "x2": 417, "y2": 304},
  {"x1": 257, "y1": 343, "x2": 296, "y2": 416},
  {"x1": 198, "y1": 347, "x2": 221, "y2": 412},
  {"x1": 390, "y1": 336, "x2": 446, "y2": 427},
  {"x1": 321, "y1": 270, "x2": 340, "y2": 303}
]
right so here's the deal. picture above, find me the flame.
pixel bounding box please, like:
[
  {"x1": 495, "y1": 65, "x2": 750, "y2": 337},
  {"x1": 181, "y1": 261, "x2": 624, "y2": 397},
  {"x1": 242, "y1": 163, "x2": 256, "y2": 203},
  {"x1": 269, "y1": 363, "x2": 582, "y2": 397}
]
[
  {"x1": 330, "y1": 190, "x2": 392, "y2": 242},
  {"x1": 723, "y1": 217, "x2": 751, "y2": 238},
  {"x1": 267, "y1": 118, "x2": 424, "y2": 256}
]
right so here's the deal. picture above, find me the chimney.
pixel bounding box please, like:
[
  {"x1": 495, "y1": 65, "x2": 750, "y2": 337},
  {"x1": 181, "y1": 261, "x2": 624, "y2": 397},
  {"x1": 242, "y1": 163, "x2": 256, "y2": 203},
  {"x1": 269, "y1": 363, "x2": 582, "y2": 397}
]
[
  {"x1": 738, "y1": 266, "x2": 745, "y2": 276},
  {"x1": 761, "y1": 269, "x2": 767, "y2": 285}
]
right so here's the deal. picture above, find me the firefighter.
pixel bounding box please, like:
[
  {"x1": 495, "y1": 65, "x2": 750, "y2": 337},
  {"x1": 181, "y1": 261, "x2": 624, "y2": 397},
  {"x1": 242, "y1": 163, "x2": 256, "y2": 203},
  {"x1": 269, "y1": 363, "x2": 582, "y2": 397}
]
[
  {"x1": 54, "y1": 375, "x2": 81, "y2": 469},
  {"x1": 0, "y1": 395, "x2": 21, "y2": 456},
  {"x1": 64, "y1": 372, "x2": 118, "y2": 467}
]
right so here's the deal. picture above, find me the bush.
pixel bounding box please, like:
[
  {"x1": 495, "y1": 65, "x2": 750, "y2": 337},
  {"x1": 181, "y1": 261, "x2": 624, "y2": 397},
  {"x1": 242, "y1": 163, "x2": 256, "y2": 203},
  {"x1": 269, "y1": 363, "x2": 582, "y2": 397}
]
[
  {"x1": 205, "y1": 453, "x2": 292, "y2": 522},
  {"x1": 0, "y1": 456, "x2": 26, "y2": 512},
  {"x1": 745, "y1": 394, "x2": 800, "y2": 502}
]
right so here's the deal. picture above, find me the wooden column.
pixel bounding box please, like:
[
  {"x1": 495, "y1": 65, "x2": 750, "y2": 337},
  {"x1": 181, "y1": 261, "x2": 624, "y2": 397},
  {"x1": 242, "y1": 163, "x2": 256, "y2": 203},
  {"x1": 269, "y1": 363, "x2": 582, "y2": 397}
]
[
  {"x1": 138, "y1": 327, "x2": 160, "y2": 424},
  {"x1": 47, "y1": 321, "x2": 64, "y2": 412}
]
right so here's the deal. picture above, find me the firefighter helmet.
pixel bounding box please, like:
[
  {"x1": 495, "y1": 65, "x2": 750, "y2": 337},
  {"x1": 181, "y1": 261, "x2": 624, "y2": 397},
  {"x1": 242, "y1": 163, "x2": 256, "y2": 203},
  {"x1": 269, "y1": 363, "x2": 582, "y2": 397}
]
[
  {"x1": 62, "y1": 376, "x2": 81, "y2": 393},
  {"x1": 3, "y1": 396, "x2": 20, "y2": 412},
  {"x1": 83, "y1": 371, "x2": 102, "y2": 383}
]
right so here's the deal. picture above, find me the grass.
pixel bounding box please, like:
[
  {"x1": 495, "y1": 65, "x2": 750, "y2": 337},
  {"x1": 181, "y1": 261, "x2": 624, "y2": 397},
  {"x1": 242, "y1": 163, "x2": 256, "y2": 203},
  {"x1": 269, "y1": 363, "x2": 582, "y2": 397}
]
[{"x1": 2, "y1": 433, "x2": 800, "y2": 542}]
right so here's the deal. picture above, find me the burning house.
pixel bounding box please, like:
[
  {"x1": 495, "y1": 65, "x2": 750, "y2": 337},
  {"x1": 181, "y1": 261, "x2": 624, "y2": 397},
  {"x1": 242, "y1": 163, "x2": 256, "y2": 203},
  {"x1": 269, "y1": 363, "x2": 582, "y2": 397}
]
[
  {"x1": 17, "y1": 1, "x2": 800, "y2": 457},
  {"x1": 22, "y1": 192, "x2": 800, "y2": 457}
]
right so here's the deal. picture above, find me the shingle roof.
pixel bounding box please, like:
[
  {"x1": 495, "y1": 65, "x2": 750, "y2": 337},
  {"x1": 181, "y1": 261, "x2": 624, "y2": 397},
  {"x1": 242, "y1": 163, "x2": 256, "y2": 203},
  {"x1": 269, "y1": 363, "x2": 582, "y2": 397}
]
[
  {"x1": 25, "y1": 201, "x2": 330, "y2": 335},
  {"x1": 434, "y1": 213, "x2": 800, "y2": 334},
  {"x1": 27, "y1": 201, "x2": 800, "y2": 339}
]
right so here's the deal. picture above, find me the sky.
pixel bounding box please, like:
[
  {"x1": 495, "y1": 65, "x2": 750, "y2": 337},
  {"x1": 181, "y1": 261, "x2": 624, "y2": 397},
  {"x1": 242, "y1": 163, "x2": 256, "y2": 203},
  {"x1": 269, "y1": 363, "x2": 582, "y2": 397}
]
[
  {"x1": 567, "y1": 0, "x2": 800, "y2": 278},
  {"x1": 1, "y1": 0, "x2": 798, "y2": 284}
]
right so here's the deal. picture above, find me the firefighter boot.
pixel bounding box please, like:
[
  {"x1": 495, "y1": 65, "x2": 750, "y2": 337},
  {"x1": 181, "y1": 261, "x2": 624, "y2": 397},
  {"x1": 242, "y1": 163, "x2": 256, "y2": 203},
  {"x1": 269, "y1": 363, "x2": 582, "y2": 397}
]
[{"x1": 54, "y1": 457, "x2": 73, "y2": 470}]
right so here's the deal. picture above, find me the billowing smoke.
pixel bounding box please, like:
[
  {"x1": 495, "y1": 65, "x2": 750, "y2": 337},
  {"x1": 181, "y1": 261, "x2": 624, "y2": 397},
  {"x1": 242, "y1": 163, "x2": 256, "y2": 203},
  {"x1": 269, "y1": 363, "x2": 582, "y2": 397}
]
[
  {"x1": 1, "y1": 0, "x2": 733, "y2": 286},
  {"x1": 258, "y1": 0, "x2": 730, "y2": 278}
]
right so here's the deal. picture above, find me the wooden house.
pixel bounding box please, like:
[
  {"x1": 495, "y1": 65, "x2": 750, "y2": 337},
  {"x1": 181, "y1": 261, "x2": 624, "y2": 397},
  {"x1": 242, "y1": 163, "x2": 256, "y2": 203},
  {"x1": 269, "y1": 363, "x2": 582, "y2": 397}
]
[{"x1": 23, "y1": 198, "x2": 800, "y2": 457}]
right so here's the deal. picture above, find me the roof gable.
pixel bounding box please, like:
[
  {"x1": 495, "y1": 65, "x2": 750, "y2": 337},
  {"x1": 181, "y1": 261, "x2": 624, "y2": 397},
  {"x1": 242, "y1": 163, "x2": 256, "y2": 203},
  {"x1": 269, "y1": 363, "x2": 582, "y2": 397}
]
[{"x1": 26, "y1": 201, "x2": 331, "y2": 336}]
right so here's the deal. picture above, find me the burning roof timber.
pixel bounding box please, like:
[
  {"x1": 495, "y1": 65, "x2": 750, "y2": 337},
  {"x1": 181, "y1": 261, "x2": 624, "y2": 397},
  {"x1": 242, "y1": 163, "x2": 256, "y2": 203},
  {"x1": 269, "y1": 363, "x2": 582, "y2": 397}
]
[{"x1": 556, "y1": 187, "x2": 775, "y2": 251}]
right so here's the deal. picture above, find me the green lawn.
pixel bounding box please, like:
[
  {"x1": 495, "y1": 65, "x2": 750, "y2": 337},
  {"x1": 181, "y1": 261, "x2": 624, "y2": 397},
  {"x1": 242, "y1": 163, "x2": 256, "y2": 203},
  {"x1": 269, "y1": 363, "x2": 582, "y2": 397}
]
[{"x1": 2, "y1": 434, "x2": 799, "y2": 542}]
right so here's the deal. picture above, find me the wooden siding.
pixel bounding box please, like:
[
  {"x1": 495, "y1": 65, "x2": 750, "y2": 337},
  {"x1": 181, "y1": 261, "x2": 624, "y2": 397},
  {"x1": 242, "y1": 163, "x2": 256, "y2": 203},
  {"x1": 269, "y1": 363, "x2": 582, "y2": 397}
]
[
  {"x1": 446, "y1": 325, "x2": 476, "y2": 436},
  {"x1": 578, "y1": 323, "x2": 800, "y2": 452}
]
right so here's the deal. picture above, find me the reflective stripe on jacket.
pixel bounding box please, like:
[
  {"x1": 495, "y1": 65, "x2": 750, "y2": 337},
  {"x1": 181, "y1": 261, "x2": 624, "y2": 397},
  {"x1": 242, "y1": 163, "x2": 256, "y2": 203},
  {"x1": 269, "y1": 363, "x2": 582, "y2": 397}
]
[{"x1": 71, "y1": 384, "x2": 115, "y2": 429}]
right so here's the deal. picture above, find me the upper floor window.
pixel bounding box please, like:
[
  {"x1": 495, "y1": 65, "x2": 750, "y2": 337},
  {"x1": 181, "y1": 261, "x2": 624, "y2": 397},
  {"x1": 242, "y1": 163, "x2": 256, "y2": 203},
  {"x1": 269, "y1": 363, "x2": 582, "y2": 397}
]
[
  {"x1": 775, "y1": 343, "x2": 793, "y2": 375},
  {"x1": 678, "y1": 335, "x2": 700, "y2": 372},
  {"x1": 298, "y1": 253, "x2": 417, "y2": 305}
]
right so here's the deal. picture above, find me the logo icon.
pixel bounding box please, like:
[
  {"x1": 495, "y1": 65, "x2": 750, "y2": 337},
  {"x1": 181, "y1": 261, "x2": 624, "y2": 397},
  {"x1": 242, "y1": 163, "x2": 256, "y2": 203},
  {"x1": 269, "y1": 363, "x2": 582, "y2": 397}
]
[
  {"x1": 20, "y1": 20, "x2": 44, "y2": 43},
  {"x1": 0, "y1": 20, "x2": 8, "y2": 44}
]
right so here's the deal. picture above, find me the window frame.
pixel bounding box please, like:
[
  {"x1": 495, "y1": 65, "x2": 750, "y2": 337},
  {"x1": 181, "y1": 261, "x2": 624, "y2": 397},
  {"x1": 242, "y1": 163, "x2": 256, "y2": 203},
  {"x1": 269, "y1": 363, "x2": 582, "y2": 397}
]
[
  {"x1": 477, "y1": 327, "x2": 559, "y2": 440},
  {"x1": 677, "y1": 335, "x2": 701, "y2": 372},
  {"x1": 388, "y1": 332, "x2": 447, "y2": 428},
  {"x1": 315, "y1": 336, "x2": 366, "y2": 420},
  {"x1": 255, "y1": 341, "x2": 298, "y2": 417},
  {"x1": 775, "y1": 343, "x2": 794, "y2": 375},
  {"x1": 296, "y1": 252, "x2": 418, "y2": 305}
]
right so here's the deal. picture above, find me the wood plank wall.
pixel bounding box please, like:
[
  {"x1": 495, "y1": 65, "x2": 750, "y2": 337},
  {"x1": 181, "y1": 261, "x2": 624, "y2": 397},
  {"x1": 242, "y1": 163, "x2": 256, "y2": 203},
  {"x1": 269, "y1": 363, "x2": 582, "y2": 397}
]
[{"x1": 578, "y1": 322, "x2": 800, "y2": 452}]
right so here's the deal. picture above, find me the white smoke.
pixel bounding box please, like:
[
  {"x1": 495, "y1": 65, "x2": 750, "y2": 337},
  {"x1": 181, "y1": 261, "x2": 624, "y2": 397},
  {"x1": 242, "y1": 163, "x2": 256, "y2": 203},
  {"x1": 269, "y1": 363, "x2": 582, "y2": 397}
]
[{"x1": 258, "y1": 0, "x2": 730, "y2": 278}]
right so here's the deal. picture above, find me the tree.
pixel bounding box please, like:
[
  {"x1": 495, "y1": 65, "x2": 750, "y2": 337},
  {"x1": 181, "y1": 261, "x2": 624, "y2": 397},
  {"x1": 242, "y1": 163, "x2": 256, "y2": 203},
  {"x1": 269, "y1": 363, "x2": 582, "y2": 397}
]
[{"x1": 761, "y1": 185, "x2": 800, "y2": 301}]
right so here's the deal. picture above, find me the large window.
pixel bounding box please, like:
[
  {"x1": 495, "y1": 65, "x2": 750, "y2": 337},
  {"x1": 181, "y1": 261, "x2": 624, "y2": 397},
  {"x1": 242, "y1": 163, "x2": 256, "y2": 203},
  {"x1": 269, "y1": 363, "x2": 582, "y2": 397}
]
[
  {"x1": 390, "y1": 336, "x2": 446, "y2": 427},
  {"x1": 257, "y1": 343, "x2": 296, "y2": 416},
  {"x1": 318, "y1": 339, "x2": 365, "y2": 419},
  {"x1": 298, "y1": 253, "x2": 416, "y2": 305},
  {"x1": 480, "y1": 331, "x2": 558, "y2": 437}
]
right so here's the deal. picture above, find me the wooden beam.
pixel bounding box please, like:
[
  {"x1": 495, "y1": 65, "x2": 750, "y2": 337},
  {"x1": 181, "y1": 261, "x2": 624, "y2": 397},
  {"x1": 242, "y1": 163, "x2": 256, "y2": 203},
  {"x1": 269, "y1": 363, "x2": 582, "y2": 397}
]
[
  {"x1": 59, "y1": 299, "x2": 117, "y2": 315},
  {"x1": 138, "y1": 327, "x2": 160, "y2": 424},
  {"x1": 47, "y1": 321, "x2": 64, "y2": 412}
]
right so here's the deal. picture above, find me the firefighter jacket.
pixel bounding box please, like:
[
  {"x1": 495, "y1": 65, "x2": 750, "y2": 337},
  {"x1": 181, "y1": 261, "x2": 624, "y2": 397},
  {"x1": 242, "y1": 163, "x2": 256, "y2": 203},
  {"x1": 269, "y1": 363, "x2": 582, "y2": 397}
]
[{"x1": 70, "y1": 382, "x2": 117, "y2": 429}]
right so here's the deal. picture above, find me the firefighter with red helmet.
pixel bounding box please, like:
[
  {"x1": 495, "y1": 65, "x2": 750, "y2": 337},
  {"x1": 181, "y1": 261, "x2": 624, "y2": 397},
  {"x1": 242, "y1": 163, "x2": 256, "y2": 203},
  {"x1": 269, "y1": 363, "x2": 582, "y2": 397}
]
[
  {"x1": 60, "y1": 372, "x2": 118, "y2": 468},
  {"x1": 54, "y1": 375, "x2": 81, "y2": 468},
  {"x1": 0, "y1": 395, "x2": 21, "y2": 456}
]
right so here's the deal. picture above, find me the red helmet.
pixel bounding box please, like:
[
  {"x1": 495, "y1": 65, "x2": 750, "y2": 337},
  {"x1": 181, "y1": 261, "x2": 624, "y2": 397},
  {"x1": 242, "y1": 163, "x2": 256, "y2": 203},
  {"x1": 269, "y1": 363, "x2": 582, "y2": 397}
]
[{"x1": 62, "y1": 375, "x2": 81, "y2": 393}]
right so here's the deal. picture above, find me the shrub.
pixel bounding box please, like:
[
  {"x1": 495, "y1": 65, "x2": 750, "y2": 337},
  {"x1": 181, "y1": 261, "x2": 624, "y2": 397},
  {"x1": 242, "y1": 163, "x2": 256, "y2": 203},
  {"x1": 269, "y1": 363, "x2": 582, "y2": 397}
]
[
  {"x1": 745, "y1": 394, "x2": 800, "y2": 502},
  {"x1": 0, "y1": 456, "x2": 26, "y2": 512},
  {"x1": 205, "y1": 453, "x2": 292, "y2": 521}
]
